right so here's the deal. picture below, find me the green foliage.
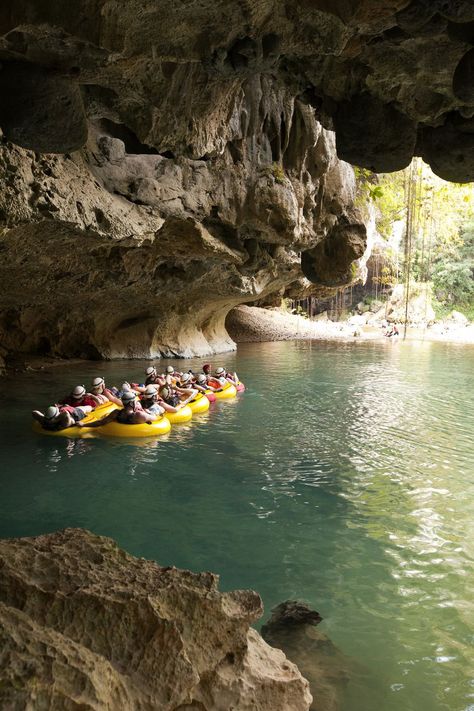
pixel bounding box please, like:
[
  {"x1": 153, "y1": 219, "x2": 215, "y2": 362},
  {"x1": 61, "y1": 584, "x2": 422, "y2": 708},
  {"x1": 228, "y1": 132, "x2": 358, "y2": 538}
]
[
  {"x1": 368, "y1": 185, "x2": 384, "y2": 201},
  {"x1": 432, "y1": 219, "x2": 474, "y2": 304},
  {"x1": 271, "y1": 162, "x2": 285, "y2": 184},
  {"x1": 366, "y1": 159, "x2": 474, "y2": 316},
  {"x1": 293, "y1": 304, "x2": 309, "y2": 318},
  {"x1": 432, "y1": 300, "x2": 474, "y2": 322},
  {"x1": 282, "y1": 298, "x2": 309, "y2": 318},
  {"x1": 262, "y1": 162, "x2": 286, "y2": 184},
  {"x1": 354, "y1": 167, "x2": 384, "y2": 212},
  {"x1": 374, "y1": 263, "x2": 398, "y2": 288},
  {"x1": 372, "y1": 170, "x2": 406, "y2": 239},
  {"x1": 433, "y1": 261, "x2": 474, "y2": 302},
  {"x1": 363, "y1": 295, "x2": 382, "y2": 306}
]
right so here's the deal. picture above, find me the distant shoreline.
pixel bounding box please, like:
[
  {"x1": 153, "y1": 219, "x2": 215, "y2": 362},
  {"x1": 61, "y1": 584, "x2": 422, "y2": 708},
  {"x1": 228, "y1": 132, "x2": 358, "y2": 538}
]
[
  {"x1": 4, "y1": 309, "x2": 474, "y2": 376},
  {"x1": 226, "y1": 305, "x2": 474, "y2": 347}
]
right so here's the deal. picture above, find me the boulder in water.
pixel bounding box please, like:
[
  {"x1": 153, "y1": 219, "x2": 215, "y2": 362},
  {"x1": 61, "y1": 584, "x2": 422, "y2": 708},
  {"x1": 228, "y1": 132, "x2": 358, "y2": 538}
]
[{"x1": 262, "y1": 601, "x2": 354, "y2": 711}]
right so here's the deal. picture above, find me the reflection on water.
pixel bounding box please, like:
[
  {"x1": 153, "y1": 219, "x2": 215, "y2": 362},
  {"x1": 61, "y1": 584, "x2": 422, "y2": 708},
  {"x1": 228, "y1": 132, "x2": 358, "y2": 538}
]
[{"x1": 0, "y1": 340, "x2": 473, "y2": 711}]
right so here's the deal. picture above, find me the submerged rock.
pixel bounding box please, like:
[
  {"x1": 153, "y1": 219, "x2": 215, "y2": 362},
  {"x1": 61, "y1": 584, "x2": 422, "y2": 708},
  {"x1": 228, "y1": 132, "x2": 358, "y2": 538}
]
[
  {"x1": 262, "y1": 601, "x2": 354, "y2": 711},
  {"x1": 0, "y1": 529, "x2": 312, "y2": 711}
]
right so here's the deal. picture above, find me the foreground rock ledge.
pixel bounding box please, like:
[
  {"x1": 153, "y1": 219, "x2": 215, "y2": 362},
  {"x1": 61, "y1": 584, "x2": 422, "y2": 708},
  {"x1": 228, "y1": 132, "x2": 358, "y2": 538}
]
[{"x1": 0, "y1": 528, "x2": 311, "y2": 711}]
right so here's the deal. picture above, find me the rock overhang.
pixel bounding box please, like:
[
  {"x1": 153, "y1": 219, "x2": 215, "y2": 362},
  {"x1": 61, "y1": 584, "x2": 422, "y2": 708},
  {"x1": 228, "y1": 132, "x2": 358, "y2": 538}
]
[
  {"x1": 0, "y1": 1, "x2": 473, "y2": 366},
  {"x1": 0, "y1": 1, "x2": 473, "y2": 181}
]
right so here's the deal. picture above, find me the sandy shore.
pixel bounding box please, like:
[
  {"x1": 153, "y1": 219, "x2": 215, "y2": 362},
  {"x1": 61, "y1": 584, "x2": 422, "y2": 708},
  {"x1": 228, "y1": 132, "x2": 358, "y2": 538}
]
[{"x1": 226, "y1": 305, "x2": 474, "y2": 346}]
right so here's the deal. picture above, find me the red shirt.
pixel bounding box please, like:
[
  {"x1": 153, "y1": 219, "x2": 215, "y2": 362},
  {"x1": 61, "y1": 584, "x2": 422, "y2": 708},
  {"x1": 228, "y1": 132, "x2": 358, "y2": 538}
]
[{"x1": 60, "y1": 394, "x2": 97, "y2": 408}]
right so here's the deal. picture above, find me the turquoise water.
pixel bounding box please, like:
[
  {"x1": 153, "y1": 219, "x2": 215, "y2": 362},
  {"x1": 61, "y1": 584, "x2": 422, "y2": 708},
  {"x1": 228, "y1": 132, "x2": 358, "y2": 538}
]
[{"x1": 1, "y1": 340, "x2": 473, "y2": 711}]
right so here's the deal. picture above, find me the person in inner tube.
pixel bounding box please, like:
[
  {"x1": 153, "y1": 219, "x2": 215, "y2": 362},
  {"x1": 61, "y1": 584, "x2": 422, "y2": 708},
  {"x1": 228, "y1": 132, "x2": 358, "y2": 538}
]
[
  {"x1": 59, "y1": 384, "x2": 101, "y2": 408},
  {"x1": 144, "y1": 366, "x2": 167, "y2": 388},
  {"x1": 140, "y1": 385, "x2": 166, "y2": 416},
  {"x1": 76, "y1": 391, "x2": 156, "y2": 428},
  {"x1": 32, "y1": 404, "x2": 93, "y2": 431},
  {"x1": 90, "y1": 377, "x2": 123, "y2": 406},
  {"x1": 192, "y1": 372, "x2": 217, "y2": 393},
  {"x1": 175, "y1": 372, "x2": 198, "y2": 402}
]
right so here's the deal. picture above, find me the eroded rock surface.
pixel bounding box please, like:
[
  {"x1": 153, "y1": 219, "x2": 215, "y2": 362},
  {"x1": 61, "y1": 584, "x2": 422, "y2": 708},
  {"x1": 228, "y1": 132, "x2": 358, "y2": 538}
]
[
  {"x1": 0, "y1": 528, "x2": 312, "y2": 711},
  {"x1": 1, "y1": 1, "x2": 473, "y2": 363},
  {"x1": 0, "y1": 97, "x2": 366, "y2": 362},
  {"x1": 1, "y1": 1, "x2": 473, "y2": 179}
]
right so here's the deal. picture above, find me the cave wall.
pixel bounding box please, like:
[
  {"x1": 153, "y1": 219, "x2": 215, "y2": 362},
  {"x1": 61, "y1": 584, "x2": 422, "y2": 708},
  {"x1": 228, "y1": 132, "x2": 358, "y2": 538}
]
[
  {"x1": 1, "y1": 1, "x2": 473, "y2": 364},
  {"x1": 0, "y1": 83, "x2": 366, "y2": 362}
]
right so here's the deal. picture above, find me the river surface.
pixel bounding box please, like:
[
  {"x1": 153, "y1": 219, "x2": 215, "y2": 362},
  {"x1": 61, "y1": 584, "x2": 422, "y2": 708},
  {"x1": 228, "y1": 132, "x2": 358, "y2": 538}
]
[{"x1": 1, "y1": 340, "x2": 473, "y2": 711}]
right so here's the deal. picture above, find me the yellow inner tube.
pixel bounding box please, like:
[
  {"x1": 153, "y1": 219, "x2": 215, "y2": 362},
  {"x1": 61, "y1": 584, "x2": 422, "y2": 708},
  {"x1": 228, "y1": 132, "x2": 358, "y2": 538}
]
[
  {"x1": 188, "y1": 392, "x2": 210, "y2": 414},
  {"x1": 214, "y1": 382, "x2": 237, "y2": 400},
  {"x1": 97, "y1": 416, "x2": 171, "y2": 438},
  {"x1": 32, "y1": 421, "x2": 94, "y2": 438},
  {"x1": 32, "y1": 401, "x2": 118, "y2": 437},
  {"x1": 165, "y1": 404, "x2": 193, "y2": 423}
]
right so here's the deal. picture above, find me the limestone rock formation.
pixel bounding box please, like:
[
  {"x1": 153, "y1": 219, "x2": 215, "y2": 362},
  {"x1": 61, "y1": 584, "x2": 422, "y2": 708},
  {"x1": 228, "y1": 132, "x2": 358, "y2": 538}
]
[
  {"x1": 0, "y1": 96, "x2": 366, "y2": 362},
  {"x1": 1, "y1": 1, "x2": 473, "y2": 179},
  {"x1": 0, "y1": 528, "x2": 312, "y2": 711},
  {"x1": 1, "y1": 1, "x2": 473, "y2": 363},
  {"x1": 381, "y1": 283, "x2": 436, "y2": 324}
]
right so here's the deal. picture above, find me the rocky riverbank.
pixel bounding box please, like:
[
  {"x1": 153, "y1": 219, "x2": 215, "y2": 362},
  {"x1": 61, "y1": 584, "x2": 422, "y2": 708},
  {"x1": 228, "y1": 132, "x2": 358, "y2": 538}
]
[
  {"x1": 0, "y1": 528, "x2": 312, "y2": 710},
  {"x1": 226, "y1": 305, "x2": 474, "y2": 346}
]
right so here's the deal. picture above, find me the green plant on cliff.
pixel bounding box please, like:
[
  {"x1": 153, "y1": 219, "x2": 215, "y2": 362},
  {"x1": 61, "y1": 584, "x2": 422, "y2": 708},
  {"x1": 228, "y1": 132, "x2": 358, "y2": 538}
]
[
  {"x1": 354, "y1": 167, "x2": 384, "y2": 206},
  {"x1": 271, "y1": 162, "x2": 285, "y2": 184}
]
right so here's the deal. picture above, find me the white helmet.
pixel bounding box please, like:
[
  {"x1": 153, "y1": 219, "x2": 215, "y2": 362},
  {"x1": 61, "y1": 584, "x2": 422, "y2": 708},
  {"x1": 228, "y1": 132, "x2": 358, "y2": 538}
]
[
  {"x1": 121, "y1": 391, "x2": 136, "y2": 404},
  {"x1": 92, "y1": 376, "x2": 104, "y2": 388},
  {"x1": 180, "y1": 373, "x2": 191, "y2": 384},
  {"x1": 215, "y1": 367, "x2": 225, "y2": 375},
  {"x1": 146, "y1": 366, "x2": 156, "y2": 376},
  {"x1": 72, "y1": 385, "x2": 86, "y2": 398},
  {"x1": 197, "y1": 373, "x2": 206, "y2": 383},
  {"x1": 144, "y1": 385, "x2": 158, "y2": 398},
  {"x1": 166, "y1": 365, "x2": 174, "y2": 374},
  {"x1": 45, "y1": 405, "x2": 60, "y2": 420},
  {"x1": 121, "y1": 382, "x2": 131, "y2": 392}
]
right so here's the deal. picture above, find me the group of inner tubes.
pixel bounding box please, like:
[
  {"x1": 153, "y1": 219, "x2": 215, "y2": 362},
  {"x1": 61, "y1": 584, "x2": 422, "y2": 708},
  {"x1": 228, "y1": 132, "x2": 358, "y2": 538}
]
[{"x1": 32, "y1": 364, "x2": 245, "y2": 438}]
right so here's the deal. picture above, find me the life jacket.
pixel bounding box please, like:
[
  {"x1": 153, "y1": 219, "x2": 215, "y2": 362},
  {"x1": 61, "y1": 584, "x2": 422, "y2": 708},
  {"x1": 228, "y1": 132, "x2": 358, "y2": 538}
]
[{"x1": 208, "y1": 377, "x2": 224, "y2": 388}]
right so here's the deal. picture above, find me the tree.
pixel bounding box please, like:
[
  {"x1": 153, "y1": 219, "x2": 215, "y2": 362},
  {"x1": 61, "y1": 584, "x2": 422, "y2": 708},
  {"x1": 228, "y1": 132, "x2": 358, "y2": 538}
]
[
  {"x1": 432, "y1": 220, "x2": 474, "y2": 303},
  {"x1": 346, "y1": 160, "x2": 474, "y2": 320}
]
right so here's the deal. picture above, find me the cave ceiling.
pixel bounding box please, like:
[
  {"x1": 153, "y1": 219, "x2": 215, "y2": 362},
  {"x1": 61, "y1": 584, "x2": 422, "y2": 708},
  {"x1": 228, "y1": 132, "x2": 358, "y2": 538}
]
[{"x1": 0, "y1": 0, "x2": 473, "y2": 181}]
